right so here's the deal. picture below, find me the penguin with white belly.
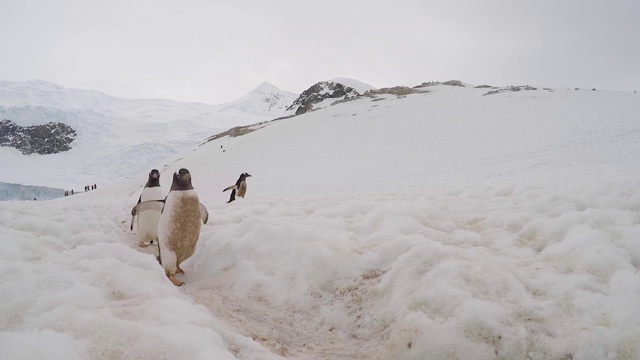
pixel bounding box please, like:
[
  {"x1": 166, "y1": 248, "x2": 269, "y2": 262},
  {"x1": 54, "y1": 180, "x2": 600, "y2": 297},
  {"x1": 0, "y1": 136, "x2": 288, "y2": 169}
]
[
  {"x1": 223, "y1": 172, "x2": 251, "y2": 203},
  {"x1": 131, "y1": 169, "x2": 164, "y2": 247},
  {"x1": 133, "y1": 168, "x2": 208, "y2": 286}
]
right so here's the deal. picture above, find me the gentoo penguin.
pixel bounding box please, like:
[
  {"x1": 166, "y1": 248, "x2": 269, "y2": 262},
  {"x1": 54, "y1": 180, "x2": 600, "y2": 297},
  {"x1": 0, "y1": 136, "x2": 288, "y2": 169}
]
[
  {"x1": 133, "y1": 168, "x2": 208, "y2": 286},
  {"x1": 130, "y1": 169, "x2": 164, "y2": 247},
  {"x1": 223, "y1": 172, "x2": 251, "y2": 203}
]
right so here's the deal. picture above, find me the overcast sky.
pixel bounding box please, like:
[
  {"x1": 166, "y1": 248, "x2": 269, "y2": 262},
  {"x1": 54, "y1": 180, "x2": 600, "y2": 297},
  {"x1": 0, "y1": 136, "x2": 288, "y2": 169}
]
[{"x1": 1, "y1": 0, "x2": 638, "y2": 104}]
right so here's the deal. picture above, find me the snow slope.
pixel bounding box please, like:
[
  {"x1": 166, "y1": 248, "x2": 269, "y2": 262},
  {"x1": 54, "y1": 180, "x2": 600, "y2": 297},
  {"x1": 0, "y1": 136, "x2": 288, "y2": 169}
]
[
  {"x1": 0, "y1": 80, "x2": 292, "y2": 190},
  {"x1": 220, "y1": 82, "x2": 297, "y2": 116},
  {"x1": 1, "y1": 84, "x2": 639, "y2": 360}
]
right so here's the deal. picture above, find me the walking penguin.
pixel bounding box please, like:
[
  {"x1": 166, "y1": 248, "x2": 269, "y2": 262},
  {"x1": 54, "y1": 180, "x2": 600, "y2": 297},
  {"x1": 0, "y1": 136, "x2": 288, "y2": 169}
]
[
  {"x1": 131, "y1": 168, "x2": 209, "y2": 286},
  {"x1": 223, "y1": 172, "x2": 251, "y2": 203},
  {"x1": 131, "y1": 169, "x2": 164, "y2": 247}
]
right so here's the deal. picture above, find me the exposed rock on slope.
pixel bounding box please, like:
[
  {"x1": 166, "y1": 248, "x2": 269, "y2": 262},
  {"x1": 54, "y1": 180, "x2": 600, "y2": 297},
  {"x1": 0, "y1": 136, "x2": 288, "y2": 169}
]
[
  {"x1": 364, "y1": 86, "x2": 424, "y2": 98},
  {"x1": 414, "y1": 80, "x2": 465, "y2": 88},
  {"x1": 0, "y1": 119, "x2": 77, "y2": 155},
  {"x1": 286, "y1": 81, "x2": 360, "y2": 115},
  {"x1": 482, "y1": 85, "x2": 539, "y2": 96}
]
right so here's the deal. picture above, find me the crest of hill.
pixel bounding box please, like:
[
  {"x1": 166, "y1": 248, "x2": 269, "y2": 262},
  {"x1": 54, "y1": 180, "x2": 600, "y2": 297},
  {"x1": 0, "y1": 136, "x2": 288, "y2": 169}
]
[
  {"x1": 220, "y1": 82, "x2": 297, "y2": 116},
  {"x1": 174, "y1": 81, "x2": 640, "y2": 198},
  {"x1": 0, "y1": 80, "x2": 226, "y2": 122},
  {"x1": 330, "y1": 77, "x2": 377, "y2": 94}
]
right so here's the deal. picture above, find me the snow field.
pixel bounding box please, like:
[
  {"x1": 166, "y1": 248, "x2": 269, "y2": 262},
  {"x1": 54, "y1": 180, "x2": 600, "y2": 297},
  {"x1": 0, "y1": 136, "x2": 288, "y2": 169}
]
[
  {"x1": 1, "y1": 84, "x2": 639, "y2": 359},
  {"x1": 0, "y1": 195, "x2": 247, "y2": 360},
  {"x1": 179, "y1": 182, "x2": 640, "y2": 359},
  {"x1": 2, "y1": 178, "x2": 639, "y2": 359}
]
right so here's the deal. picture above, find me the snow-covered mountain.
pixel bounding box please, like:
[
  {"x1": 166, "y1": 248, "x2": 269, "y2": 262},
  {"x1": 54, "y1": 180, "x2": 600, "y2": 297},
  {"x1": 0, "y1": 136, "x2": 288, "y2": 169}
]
[
  {"x1": 220, "y1": 82, "x2": 297, "y2": 116},
  {"x1": 2, "y1": 82, "x2": 639, "y2": 359},
  {"x1": 0, "y1": 80, "x2": 282, "y2": 190},
  {"x1": 0, "y1": 80, "x2": 222, "y2": 121}
]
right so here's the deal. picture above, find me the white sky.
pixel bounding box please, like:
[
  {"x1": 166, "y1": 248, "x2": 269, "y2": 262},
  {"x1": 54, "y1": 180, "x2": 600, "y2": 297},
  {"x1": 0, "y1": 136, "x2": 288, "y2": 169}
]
[{"x1": 1, "y1": 0, "x2": 638, "y2": 104}]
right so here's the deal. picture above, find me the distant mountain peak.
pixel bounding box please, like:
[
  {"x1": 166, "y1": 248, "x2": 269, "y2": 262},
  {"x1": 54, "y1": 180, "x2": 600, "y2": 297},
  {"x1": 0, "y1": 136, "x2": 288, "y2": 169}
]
[
  {"x1": 252, "y1": 82, "x2": 280, "y2": 92},
  {"x1": 221, "y1": 82, "x2": 297, "y2": 116}
]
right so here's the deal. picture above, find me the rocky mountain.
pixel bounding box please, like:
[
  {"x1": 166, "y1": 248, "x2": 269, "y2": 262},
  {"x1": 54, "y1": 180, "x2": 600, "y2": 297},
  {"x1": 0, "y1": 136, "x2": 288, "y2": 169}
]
[
  {"x1": 220, "y1": 82, "x2": 297, "y2": 116},
  {"x1": 0, "y1": 119, "x2": 76, "y2": 155},
  {"x1": 286, "y1": 81, "x2": 362, "y2": 115}
]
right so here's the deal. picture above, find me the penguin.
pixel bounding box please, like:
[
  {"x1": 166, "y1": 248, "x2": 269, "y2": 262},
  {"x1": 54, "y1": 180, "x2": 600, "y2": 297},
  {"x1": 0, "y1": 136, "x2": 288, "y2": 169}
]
[
  {"x1": 133, "y1": 168, "x2": 208, "y2": 286},
  {"x1": 130, "y1": 169, "x2": 164, "y2": 247},
  {"x1": 223, "y1": 172, "x2": 251, "y2": 203}
]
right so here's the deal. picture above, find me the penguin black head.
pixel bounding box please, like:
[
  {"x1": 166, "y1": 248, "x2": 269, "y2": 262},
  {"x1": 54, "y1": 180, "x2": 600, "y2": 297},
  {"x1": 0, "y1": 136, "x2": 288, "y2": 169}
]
[
  {"x1": 171, "y1": 168, "x2": 194, "y2": 191},
  {"x1": 240, "y1": 172, "x2": 252, "y2": 180},
  {"x1": 145, "y1": 169, "x2": 161, "y2": 187}
]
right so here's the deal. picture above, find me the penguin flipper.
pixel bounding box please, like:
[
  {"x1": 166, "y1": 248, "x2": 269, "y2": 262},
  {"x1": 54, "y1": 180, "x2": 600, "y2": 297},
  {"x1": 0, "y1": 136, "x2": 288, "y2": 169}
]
[
  {"x1": 132, "y1": 200, "x2": 165, "y2": 215},
  {"x1": 223, "y1": 185, "x2": 236, "y2": 192},
  {"x1": 199, "y1": 203, "x2": 209, "y2": 224},
  {"x1": 130, "y1": 214, "x2": 136, "y2": 231}
]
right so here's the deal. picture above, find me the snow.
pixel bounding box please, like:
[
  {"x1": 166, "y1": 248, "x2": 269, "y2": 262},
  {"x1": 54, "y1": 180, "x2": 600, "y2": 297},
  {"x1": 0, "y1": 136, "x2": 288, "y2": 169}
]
[
  {"x1": 220, "y1": 82, "x2": 297, "y2": 116},
  {"x1": 1, "y1": 84, "x2": 640, "y2": 359}
]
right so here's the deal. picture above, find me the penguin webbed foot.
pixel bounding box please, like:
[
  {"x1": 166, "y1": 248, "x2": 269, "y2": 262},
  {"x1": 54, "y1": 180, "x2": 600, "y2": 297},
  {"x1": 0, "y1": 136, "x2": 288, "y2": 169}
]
[
  {"x1": 167, "y1": 275, "x2": 184, "y2": 287},
  {"x1": 177, "y1": 264, "x2": 185, "y2": 274},
  {"x1": 138, "y1": 239, "x2": 156, "y2": 248}
]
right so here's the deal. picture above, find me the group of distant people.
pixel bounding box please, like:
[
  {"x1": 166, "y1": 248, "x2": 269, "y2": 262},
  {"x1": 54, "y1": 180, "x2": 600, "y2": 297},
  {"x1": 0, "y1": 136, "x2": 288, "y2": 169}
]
[{"x1": 64, "y1": 184, "x2": 97, "y2": 196}]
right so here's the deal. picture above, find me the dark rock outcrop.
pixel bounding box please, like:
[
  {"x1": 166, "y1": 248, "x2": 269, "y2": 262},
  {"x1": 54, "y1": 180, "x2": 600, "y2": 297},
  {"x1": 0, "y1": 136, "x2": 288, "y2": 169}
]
[
  {"x1": 0, "y1": 119, "x2": 77, "y2": 155},
  {"x1": 286, "y1": 82, "x2": 360, "y2": 115},
  {"x1": 364, "y1": 86, "x2": 421, "y2": 98},
  {"x1": 414, "y1": 80, "x2": 465, "y2": 88},
  {"x1": 482, "y1": 85, "x2": 538, "y2": 96}
]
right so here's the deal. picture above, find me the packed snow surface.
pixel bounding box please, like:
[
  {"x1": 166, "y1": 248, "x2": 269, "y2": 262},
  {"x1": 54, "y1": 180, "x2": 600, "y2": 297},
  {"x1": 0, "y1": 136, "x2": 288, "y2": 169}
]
[{"x1": 1, "y1": 84, "x2": 640, "y2": 359}]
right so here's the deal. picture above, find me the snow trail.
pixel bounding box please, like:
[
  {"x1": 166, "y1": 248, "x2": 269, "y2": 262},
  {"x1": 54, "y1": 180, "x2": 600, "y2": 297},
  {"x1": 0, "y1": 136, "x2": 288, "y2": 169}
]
[{"x1": 119, "y1": 182, "x2": 640, "y2": 359}]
